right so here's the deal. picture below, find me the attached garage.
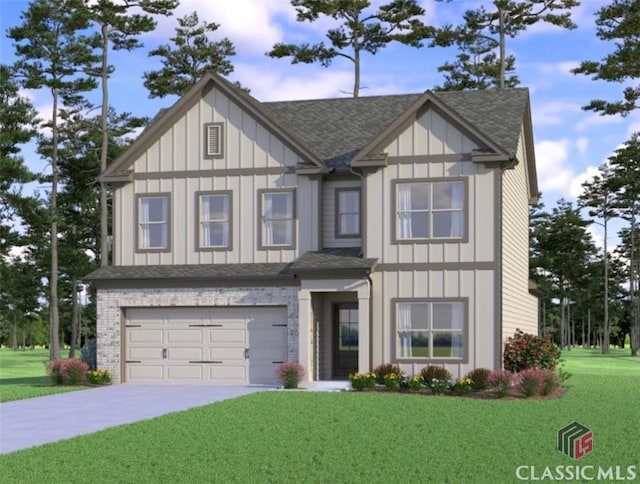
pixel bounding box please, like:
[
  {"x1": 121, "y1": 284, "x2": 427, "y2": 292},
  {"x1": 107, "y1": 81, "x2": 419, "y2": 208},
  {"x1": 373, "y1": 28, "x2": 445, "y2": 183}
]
[{"x1": 124, "y1": 306, "x2": 288, "y2": 385}]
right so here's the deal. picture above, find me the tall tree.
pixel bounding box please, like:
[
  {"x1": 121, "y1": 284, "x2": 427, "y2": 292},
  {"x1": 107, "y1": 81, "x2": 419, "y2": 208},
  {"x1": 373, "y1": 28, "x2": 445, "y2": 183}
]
[
  {"x1": 436, "y1": 0, "x2": 579, "y2": 89},
  {"x1": 572, "y1": 0, "x2": 639, "y2": 116},
  {"x1": 8, "y1": 0, "x2": 100, "y2": 360},
  {"x1": 434, "y1": 36, "x2": 519, "y2": 91},
  {"x1": 267, "y1": 0, "x2": 437, "y2": 97},
  {"x1": 578, "y1": 164, "x2": 618, "y2": 353},
  {"x1": 0, "y1": 64, "x2": 38, "y2": 255},
  {"x1": 144, "y1": 11, "x2": 240, "y2": 98},
  {"x1": 608, "y1": 133, "x2": 640, "y2": 355},
  {"x1": 87, "y1": 0, "x2": 178, "y2": 268}
]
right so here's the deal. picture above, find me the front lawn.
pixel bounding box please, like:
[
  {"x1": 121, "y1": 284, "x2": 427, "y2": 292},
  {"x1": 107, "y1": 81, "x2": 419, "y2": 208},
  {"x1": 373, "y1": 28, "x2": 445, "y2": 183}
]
[
  {"x1": 0, "y1": 348, "x2": 85, "y2": 402},
  {"x1": 1, "y1": 348, "x2": 638, "y2": 483}
]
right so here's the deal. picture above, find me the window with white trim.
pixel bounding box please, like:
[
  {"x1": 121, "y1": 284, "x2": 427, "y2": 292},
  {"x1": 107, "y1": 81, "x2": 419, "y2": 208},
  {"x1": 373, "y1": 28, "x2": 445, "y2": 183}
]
[
  {"x1": 336, "y1": 188, "x2": 360, "y2": 237},
  {"x1": 138, "y1": 195, "x2": 169, "y2": 250},
  {"x1": 396, "y1": 180, "x2": 465, "y2": 240},
  {"x1": 396, "y1": 301, "x2": 465, "y2": 359},
  {"x1": 261, "y1": 190, "x2": 294, "y2": 248},
  {"x1": 198, "y1": 192, "x2": 230, "y2": 249}
]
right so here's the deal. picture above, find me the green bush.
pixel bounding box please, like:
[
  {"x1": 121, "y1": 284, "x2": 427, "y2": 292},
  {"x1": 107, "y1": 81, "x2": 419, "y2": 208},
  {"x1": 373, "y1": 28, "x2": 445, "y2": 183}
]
[
  {"x1": 349, "y1": 372, "x2": 376, "y2": 391},
  {"x1": 372, "y1": 363, "x2": 402, "y2": 384},
  {"x1": 382, "y1": 373, "x2": 400, "y2": 390},
  {"x1": 503, "y1": 329, "x2": 560, "y2": 372},
  {"x1": 466, "y1": 368, "x2": 491, "y2": 391},
  {"x1": 87, "y1": 369, "x2": 112, "y2": 385}
]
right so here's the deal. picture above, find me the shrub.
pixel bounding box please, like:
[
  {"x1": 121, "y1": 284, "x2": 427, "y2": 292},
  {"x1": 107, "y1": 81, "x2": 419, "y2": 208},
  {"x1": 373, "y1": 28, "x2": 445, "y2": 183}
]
[
  {"x1": 47, "y1": 358, "x2": 89, "y2": 385},
  {"x1": 426, "y1": 377, "x2": 450, "y2": 395},
  {"x1": 349, "y1": 372, "x2": 376, "y2": 391},
  {"x1": 275, "y1": 361, "x2": 305, "y2": 389},
  {"x1": 87, "y1": 369, "x2": 112, "y2": 385},
  {"x1": 466, "y1": 368, "x2": 491, "y2": 391},
  {"x1": 503, "y1": 329, "x2": 560, "y2": 372},
  {"x1": 373, "y1": 363, "x2": 402, "y2": 384},
  {"x1": 382, "y1": 373, "x2": 400, "y2": 390},
  {"x1": 452, "y1": 377, "x2": 473, "y2": 395},
  {"x1": 401, "y1": 375, "x2": 423, "y2": 392},
  {"x1": 80, "y1": 338, "x2": 97, "y2": 371},
  {"x1": 488, "y1": 370, "x2": 514, "y2": 398},
  {"x1": 420, "y1": 365, "x2": 451, "y2": 383},
  {"x1": 518, "y1": 369, "x2": 545, "y2": 397},
  {"x1": 541, "y1": 370, "x2": 560, "y2": 396}
]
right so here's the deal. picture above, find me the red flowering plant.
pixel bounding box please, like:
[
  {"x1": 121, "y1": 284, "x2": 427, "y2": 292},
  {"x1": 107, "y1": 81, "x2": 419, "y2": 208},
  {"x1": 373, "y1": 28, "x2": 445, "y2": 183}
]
[
  {"x1": 503, "y1": 329, "x2": 560, "y2": 373},
  {"x1": 275, "y1": 361, "x2": 305, "y2": 389}
]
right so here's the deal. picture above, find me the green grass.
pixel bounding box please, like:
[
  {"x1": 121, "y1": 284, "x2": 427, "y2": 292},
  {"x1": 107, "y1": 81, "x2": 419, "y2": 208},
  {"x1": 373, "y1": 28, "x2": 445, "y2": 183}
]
[
  {"x1": 560, "y1": 346, "x2": 640, "y2": 376},
  {"x1": 1, "y1": 347, "x2": 638, "y2": 483},
  {"x1": 0, "y1": 348, "x2": 86, "y2": 402}
]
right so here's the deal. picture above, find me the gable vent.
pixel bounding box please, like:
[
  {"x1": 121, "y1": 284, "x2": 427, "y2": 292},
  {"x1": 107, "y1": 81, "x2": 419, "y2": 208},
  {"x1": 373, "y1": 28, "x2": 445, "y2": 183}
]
[{"x1": 205, "y1": 123, "x2": 223, "y2": 158}]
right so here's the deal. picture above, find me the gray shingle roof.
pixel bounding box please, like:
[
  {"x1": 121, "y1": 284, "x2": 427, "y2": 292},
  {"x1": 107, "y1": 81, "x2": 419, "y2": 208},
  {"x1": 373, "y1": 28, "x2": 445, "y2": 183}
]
[
  {"x1": 292, "y1": 250, "x2": 376, "y2": 274},
  {"x1": 85, "y1": 263, "x2": 295, "y2": 281},
  {"x1": 264, "y1": 88, "x2": 529, "y2": 169}
]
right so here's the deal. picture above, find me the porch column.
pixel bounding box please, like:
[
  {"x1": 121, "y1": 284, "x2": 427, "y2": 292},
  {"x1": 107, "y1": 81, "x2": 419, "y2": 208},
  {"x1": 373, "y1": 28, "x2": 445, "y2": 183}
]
[
  {"x1": 357, "y1": 282, "x2": 371, "y2": 374},
  {"x1": 298, "y1": 289, "x2": 312, "y2": 382}
]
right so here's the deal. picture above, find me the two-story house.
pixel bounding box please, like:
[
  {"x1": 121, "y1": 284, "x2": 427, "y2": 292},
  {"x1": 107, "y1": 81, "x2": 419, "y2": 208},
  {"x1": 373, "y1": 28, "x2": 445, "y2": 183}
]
[{"x1": 86, "y1": 71, "x2": 540, "y2": 385}]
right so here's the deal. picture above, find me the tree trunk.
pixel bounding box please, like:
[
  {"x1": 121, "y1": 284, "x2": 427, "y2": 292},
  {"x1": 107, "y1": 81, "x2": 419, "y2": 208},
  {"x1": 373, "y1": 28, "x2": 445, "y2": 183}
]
[
  {"x1": 10, "y1": 314, "x2": 17, "y2": 350},
  {"x1": 69, "y1": 277, "x2": 79, "y2": 358},
  {"x1": 100, "y1": 23, "x2": 110, "y2": 267},
  {"x1": 353, "y1": 37, "x2": 360, "y2": 97},
  {"x1": 586, "y1": 306, "x2": 591, "y2": 348},
  {"x1": 603, "y1": 215, "x2": 609, "y2": 354},
  {"x1": 631, "y1": 205, "x2": 639, "y2": 356},
  {"x1": 49, "y1": 87, "x2": 60, "y2": 361},
  {"x1": 498, "y1": 8, "x2": 506, "y2": 89}
]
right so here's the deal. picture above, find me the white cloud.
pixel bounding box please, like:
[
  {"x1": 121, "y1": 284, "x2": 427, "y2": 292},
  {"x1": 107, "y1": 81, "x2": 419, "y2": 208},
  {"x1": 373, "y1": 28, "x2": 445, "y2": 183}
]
[
  {"x1": 235, "y1": 63, "x2": 354, "y2": 101},
  {"x1": 569, "y1": 164, "x2": 600, "y2": 198},
  {"x1": 532, "y1": 101, "x2": 581, "y2": 126},
  {"x1": 575, "y1": 113, "x2": 624, "y2": 133},
  {"x1": 576, "y1": 137, "x2": 589, "y2": 156},
  {"x1": 534, "y1": 139, "x2": 575, "y2": 194}
]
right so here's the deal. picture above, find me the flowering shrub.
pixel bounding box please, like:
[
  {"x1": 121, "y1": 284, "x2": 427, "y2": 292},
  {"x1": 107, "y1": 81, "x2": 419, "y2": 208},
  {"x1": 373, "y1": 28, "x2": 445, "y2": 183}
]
[
  {"x1": 87, "y1": 369, "x2": 112, "y2": 385},
  {"x1": 382, "y1": 373, "x2": 400, "y2": 390},
  {"x1": 349, "y1": 372, "x2": 376, "y2": 391},
  {"x1": 47, "y1": 358, "x2": 89, "y2": 385},
  {"x1": 420, "y1": 365, "x2": 451, "y2": 384},
  {"x1": 401, "y1": 375, "x2": 424, "y2": 392},
  {"x1": 541, "y1": 370, "x2": 560, "y2": 396},
  {"x1": 452, "y1": 377, "x2": 473, "y2": 395},
  {"x1": 275, "y1": 361, "x2": 305, "y2": 389},
  {"x1": 466, "y1": 368, "x2": 491, "y2": 391},
  {"x1": 488, "y1": 370, "x2": 514, "y2": 398},
  {"x1": 373, "y1": 363, "x2": 402, "y2": 384},
  {"x1": 427, "y1": 377, "x2": 450, "y2": 395},
  {"x1": 503, "y1": 329, "x2": 560, "y2": 372},
  {"x1": 518, "y1": 369, "x2": 545, "y2": 397}
]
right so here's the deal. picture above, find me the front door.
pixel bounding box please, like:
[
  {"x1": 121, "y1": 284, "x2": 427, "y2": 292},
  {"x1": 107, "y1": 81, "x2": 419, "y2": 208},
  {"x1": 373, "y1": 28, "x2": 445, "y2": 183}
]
[{"x1": 333, "y1": 304, "x2": 359, "y2": 378}]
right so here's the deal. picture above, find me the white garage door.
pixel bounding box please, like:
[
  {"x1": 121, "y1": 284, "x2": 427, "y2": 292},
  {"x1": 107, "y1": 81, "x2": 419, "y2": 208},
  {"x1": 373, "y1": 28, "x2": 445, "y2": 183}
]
[{"x1": 124, "y1": 307, "x2": 287, "y2": 385}]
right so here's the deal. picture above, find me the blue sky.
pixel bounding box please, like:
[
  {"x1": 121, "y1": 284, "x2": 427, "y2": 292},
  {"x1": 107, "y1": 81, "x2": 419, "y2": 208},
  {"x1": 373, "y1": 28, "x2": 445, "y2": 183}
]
[{"x1": 1, "y1": 0, "x2": 637, "y2": 249}]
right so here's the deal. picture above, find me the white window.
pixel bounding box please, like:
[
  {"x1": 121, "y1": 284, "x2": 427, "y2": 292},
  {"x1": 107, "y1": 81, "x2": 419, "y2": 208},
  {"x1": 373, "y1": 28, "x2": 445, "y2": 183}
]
[
  {"x1": 261, "y1": 190, "x2": 294, "y2": 248},
  {"x1": 138, "y1": 195, "x2": 169, "y2": 250},
  {"x1": 205, "y1": 123, "x2": 223, "y2": 157},
  {"x1": 336, "y1": 189, "x2": 360, "y2": 237},
  {"x1": 396, "y1": 180, "x2": 465, "y2": 240},
  {"x1": 397, "y1": 301, "x2": 465, "y2": 359},
  {"x1": 199, "y1": 192, "x2": 230, "y2": 249}
]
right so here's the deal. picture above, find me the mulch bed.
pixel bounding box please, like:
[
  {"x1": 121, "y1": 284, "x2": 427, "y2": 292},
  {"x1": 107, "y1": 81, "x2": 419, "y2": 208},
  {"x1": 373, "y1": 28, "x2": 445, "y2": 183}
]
[{"x1": 357, "y1": 385, "x2": 568, "y2": 400}]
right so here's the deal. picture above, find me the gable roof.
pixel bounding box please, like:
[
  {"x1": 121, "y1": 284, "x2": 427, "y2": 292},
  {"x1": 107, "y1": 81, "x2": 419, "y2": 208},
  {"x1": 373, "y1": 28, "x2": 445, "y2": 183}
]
[{"x1": 102, "y1": 71, "x2": 535, "y2": 189}]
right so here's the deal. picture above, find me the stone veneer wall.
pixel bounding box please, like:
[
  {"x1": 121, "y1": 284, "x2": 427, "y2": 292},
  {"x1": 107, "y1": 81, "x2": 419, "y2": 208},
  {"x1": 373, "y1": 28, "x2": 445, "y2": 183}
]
[{"x1": 96, "y1": 286, "x2": 300, "y2": 384}]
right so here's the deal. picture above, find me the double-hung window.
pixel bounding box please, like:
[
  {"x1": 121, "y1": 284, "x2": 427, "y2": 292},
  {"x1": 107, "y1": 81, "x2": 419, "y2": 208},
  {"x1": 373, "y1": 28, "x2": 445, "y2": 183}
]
[
  {"x1": 260, "y1": 189, "x2": 295, "y2": 248},
  {"x1": 395, "y1": 180, "x2": 465, "y2": 241},
  {"x1": 396, "y1": 300, "x2": 465, "y2": 360},
  {"x1": 198, "y1": 191, "x2": 231, "y2": 250},
  {"x1": 336, "y1": 188, "x2": 360, "y2": 237},
  {"x1": 138, "y1": 194, "x2": 169, "y2": 251}
]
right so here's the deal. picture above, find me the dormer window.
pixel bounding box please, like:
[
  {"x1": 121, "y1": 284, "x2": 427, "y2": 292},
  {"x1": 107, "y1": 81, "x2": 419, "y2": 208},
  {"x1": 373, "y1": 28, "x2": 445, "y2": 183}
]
[{"x1": 204, "y1": 123, "x2": 224, "y2": 158}]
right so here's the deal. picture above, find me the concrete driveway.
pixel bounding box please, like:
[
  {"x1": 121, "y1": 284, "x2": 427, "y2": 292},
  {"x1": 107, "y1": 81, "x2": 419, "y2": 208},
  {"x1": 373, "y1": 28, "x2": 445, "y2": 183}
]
[{"x1": 0, "y1": 384, "x2": 271, "y2": 455}]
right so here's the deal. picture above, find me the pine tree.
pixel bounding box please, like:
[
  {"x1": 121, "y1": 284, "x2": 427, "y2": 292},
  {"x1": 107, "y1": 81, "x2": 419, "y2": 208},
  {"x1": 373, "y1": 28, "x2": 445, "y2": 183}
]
[
  {"x1": 268, "y1": 0, "x2": 437, "y2": 97},
  {"x1": 144, "y1": 11, "x2": 241, "y2": 98},
  {"x1": 8, "y1": 0, "x2": 101, "y2": 360}
]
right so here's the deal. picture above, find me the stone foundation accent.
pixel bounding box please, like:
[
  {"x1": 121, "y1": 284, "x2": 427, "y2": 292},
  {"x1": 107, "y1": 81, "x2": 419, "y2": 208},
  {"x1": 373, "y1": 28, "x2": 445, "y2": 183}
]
[{"x1": 96, "y1": 286, "x2": 300, "y2": 383}]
